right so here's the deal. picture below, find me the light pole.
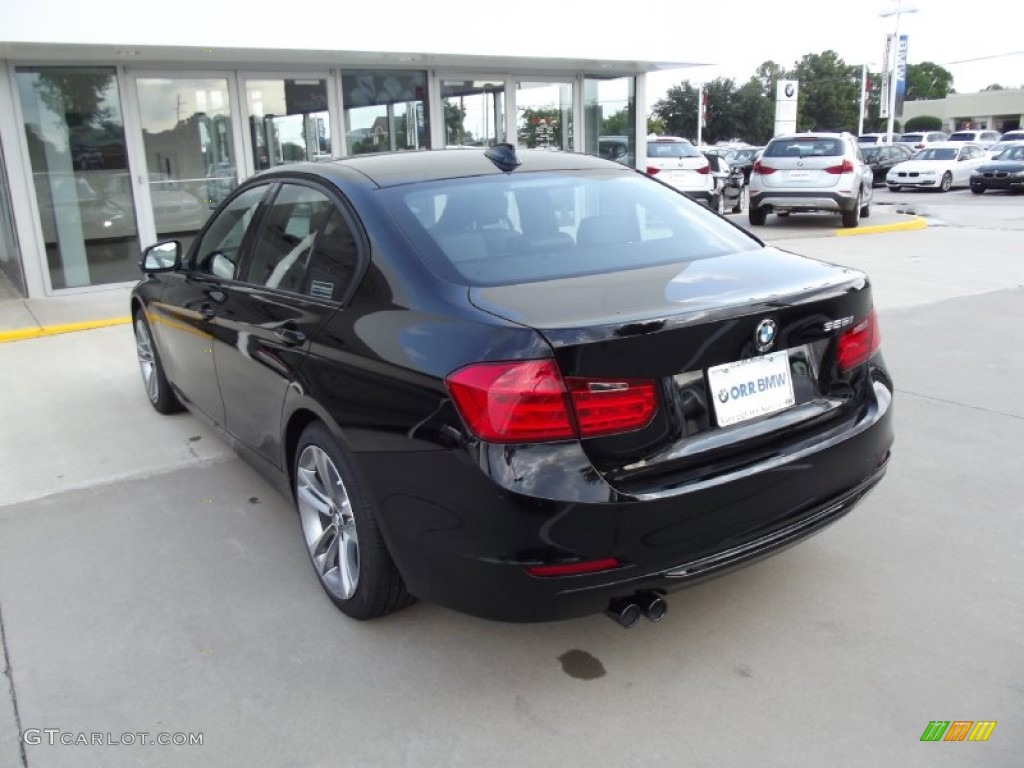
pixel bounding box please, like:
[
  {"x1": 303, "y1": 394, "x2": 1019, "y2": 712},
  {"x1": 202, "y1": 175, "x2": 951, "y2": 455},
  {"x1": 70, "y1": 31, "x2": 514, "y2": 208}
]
[{"x1": 879, "y1": 0, "x2": 918, "y2": 143}]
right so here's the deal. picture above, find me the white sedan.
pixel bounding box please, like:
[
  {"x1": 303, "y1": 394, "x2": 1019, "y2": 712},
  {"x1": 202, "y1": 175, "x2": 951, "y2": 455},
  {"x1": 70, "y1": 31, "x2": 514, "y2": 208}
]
[{"x1": 886, "y1": 142, "x2": 989, "y2": 192}]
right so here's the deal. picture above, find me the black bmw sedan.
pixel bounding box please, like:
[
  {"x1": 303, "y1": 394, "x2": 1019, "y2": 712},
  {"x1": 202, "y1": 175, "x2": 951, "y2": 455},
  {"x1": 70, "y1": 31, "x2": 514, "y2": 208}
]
[
  {"x1": 970, "y1": 143, "x2": 1024, "y2": 194},
  {"x1": 131, "y1": 145, "x2": 894, "y2": 626}
]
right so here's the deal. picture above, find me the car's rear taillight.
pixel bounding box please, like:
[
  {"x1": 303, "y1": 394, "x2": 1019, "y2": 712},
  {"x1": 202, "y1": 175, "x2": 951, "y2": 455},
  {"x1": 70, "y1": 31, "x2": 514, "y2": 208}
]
[
  {"x1": 752, "y1": 160, "x2": 775, "y2": 175},
  {"x1": 825, "y1": 158, "x2": 855, "y2": 174},
  {"x1": 446, "y1": 360, "x2": 656, "y2": 443},
  {"x1": 645, "y1": 166, "x2": 661, "y2": 175},
  {"x1": 915, "y1": 143, "x2": 925, "y2": 149},
  {"x1": 695, "y1": 163, "x2": 710, "y2": 174},
  {"x1": 837, "y1": 309, "x2": 881, "y2": 370}
]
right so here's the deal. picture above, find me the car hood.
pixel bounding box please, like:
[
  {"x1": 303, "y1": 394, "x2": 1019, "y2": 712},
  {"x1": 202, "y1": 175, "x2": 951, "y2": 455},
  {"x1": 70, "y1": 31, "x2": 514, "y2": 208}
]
[
  {"x1": 975, "y1": 160, "x2": 1024, "y2": 172},
  {"x1": 468, "y1": 246, "x2": 864, "y2": 345}
]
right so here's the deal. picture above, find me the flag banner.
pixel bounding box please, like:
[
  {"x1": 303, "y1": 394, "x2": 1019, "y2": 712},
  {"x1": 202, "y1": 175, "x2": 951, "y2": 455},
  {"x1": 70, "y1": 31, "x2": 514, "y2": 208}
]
[{"x1": 895, "y1": 35, "x2": 909, "y2": 117}]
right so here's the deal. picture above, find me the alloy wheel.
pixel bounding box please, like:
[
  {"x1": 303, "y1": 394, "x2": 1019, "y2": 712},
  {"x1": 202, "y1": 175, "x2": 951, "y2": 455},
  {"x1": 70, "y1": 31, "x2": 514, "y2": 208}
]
[
  {"x1": 134, "y1": 318, "x2": 159, "y2": 404},
  {"x1": 296, "y1": 445, "x2": 360, "y2": 600}
]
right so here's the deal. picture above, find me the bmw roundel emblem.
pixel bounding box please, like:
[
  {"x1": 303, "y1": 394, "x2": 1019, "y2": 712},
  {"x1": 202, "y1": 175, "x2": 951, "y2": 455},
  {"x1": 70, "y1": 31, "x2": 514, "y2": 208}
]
[
  {"x1": 755, "y1": 319, "x2": 777, "y2": 352},
  {"x1": 785, "y1": 82, "x2": 795, "y2": 98}
]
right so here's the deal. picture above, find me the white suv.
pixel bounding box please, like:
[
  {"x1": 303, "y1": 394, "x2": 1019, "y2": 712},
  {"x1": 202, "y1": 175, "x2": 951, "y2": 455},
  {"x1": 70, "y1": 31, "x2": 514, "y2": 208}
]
[
  {"x1": 644, "y1": 136, "x2": 718, "y2": 209},
  {"x1": 747, "y1": 132, "x2": 873, "y2": 228},
  {"x1": 947, "y1": 129, "x2": 1002, "y2": 149}
]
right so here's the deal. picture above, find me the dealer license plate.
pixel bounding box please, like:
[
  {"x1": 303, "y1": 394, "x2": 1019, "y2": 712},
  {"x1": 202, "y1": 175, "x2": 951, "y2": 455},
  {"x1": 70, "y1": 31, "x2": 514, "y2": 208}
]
[
  {"x1": 707, "y1": 351, "x2": 796, "y2": 427},
  {"x1": 787, "y1": 170, "x2": 811, "y2": 180}
]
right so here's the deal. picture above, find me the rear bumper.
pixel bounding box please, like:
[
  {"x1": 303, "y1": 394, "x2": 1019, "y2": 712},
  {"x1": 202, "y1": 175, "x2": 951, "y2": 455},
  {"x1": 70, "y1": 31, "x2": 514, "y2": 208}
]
[
  {"x1": 356, "y1": 376, "x2": 894, "y2": 622},
  {"x1": 749, "y1": 189, "x2": 858, "y2": 213}
]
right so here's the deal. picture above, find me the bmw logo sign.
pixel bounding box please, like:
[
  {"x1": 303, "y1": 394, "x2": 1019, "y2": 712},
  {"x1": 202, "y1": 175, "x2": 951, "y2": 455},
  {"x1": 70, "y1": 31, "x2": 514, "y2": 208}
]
[
  {"x1": 785, "y1": 82, "x2": 795, "y2": 98},
  {"x1": 755, "y1": 319, "x2": 777, "y2": 352}
]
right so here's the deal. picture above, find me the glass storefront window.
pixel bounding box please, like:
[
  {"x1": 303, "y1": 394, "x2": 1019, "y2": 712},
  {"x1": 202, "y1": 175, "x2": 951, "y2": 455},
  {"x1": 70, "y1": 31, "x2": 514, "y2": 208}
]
[
  {"x1": 246, "y1": 78, "x2": 331, "y2": 171},
  {"x1": 442, "y1": 80, "x2": 505, "y2": 147},
  {"x1": 16, "y1": 66, "x2": 140, "y2": 289},
  {"x1": 584, "y1": 76, "x2": 636, "y2": 168},
  {"x1": 0, "y1": 142, "x2": 26, "y2": 297},
  {"x1": 136, "y1": 77, "x2": 238, "y2": 253},
  {"x1": 516, "y1": 81, "x2": 574, "y2": 151},
  {"x1": 342, "y1": 70, "x2": 430, "y2": 155}
]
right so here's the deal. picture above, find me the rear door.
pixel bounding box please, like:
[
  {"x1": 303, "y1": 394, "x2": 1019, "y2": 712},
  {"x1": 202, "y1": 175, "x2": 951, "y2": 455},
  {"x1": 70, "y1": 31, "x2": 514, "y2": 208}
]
[{"x1": 211, "y1": 181, "x2": 362, "y2": 466}]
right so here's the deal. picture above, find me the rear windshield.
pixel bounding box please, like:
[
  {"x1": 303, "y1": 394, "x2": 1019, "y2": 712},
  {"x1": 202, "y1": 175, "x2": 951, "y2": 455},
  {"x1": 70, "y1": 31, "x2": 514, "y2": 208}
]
[
  {"x1": 862, "y1": 148, "x2": 881, "y2": 160},
  {"x1": 1002, "y1": 132, "x2": 1024, "y2": 141},
  {"x1": 948, "y1": 132, "x2": 975, "y2": 141},
  {"x1": 647, "y1": 141, "x2": 701, "y2": 158},
  {"x1": 897, "y1": 134, "x2": 924, "y2": 143},
  {"x1": 380, "y1": 170, "x2": 759, "y2": 287},
  {"x1": 764, "y1": 138, "x2": 843, "y2": 157},
  {"x1": 915, "y1": 148, "x2": 958, "y2": 161}
]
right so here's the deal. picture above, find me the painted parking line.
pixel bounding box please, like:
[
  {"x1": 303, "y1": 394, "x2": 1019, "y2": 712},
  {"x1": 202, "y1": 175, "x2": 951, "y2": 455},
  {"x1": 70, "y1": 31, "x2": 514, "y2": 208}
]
[
  {"x1": 835, "y1": 215, "x2": 928, "y2": 237},
  {"x1": 0, "y1": 316, "x2": 131, "y2": 344}
]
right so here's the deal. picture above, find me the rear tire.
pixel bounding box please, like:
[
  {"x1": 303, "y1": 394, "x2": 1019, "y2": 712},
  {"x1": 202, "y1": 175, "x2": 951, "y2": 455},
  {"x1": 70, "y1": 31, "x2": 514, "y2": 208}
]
[
  {"x1": 294, "y1": 422, "x2": 413, "y2": 620},
  {"x1": 715, "y1": 193, "x2": 725, "y2": 215},
  {"x1": 860, "y1": 196, "x2": 871, "y2": 218},
  {"x1": 748, "y1": 206, "x2": 767, "y2": 226},
  {"x1": 133, "y1": 311, "x2": 183, "y2": 415},
  {"x1": 841, "y1": 195, "x2": 862, "y2": 228},
  {"x1": 939, "y1": 172, "x2": 952, "y2": 192},
  {"x1": 732, "y1": 187, "x2": 745, "y2": 214}
]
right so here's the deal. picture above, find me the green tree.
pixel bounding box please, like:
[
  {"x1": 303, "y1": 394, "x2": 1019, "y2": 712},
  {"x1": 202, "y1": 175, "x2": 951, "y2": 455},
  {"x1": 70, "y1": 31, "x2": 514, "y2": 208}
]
[
  {"x1": 754, "y1": 61, "x2": 787, "y2": 98},
  {"x1": 519, "y1": 107, "x2": 562, "y2": 148},
  {"x1": 702, "y1": 78, "x2": 740, "y2": 143},
  {"x1": 904, "y1": 62, "x2": 955, "y2": 100},
  {"x1": 732, "y1": 78, "x2": 775, "y2": 144},
  {"x1": 650, "y1": 78, "x2": 739, "y2": 144},
  {"x1": 651, "y1": 82, "x2": 699, "y2": 141},
  {"x1": 904, "y1": 115, "x2": 943, "y2": 131},
  {"x1": 981, "y1": 83, "x2": 1005, "y2": 91},
  {"x1": 790, "y1": 51, "x2": 859, "y2": 132},
  {"x1": 443, "y1": 100, "x2": 468, "y2": 144},
  {"x1": 647, "y1": 115, "x2": 665, "y2": 135},
  {"x1": 601, "y1": 107, "x2": 630, "y2": 135}
]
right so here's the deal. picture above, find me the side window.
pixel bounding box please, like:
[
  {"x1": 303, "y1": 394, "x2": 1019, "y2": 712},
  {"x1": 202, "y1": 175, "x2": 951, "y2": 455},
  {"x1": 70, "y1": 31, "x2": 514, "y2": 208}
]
[
  {"x1": 302, "y1": 208, "x2": 361, "y2": 302},
  {"x1": 192, "y1": 186, "x2": 268, "y2": 279},
  {"x1": 243, "y1": 184, "x2": 334, "y2": 292}
]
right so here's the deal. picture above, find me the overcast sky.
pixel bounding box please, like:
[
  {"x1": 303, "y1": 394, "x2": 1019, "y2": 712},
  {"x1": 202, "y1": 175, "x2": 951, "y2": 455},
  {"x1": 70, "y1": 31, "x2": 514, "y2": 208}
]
[{"x1": 646, "y1": 0, "x2": 1022, "y2": 100}]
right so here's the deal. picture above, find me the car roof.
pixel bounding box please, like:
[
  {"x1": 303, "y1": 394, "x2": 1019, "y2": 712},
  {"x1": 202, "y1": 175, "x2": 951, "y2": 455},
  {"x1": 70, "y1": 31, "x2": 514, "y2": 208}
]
[
  {"x1": 921, "y1": 141, "x2": 981, "y2": 149},
  {"x1": 254, "y1": 148, "x2": 625, "y2": 189},
  {"x1": 648, "y1": 136, "x2": 692, "y2": 143}
]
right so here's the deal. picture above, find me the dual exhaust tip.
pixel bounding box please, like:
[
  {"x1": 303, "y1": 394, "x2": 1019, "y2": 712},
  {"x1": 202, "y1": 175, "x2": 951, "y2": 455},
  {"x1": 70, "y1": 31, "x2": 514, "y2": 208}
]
[{"x1": 605, "y1": 591, "x2": 667, "y2": 629}]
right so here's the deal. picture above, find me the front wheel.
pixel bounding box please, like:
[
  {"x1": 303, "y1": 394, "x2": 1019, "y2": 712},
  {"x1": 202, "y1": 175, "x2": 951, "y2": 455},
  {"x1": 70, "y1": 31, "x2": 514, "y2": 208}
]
[
  {"x1": 939, "y1": 172, "x2": 953, "y2": 192},
  {"x1": 133, "y1": 311, "x2": 183, "y2": 414},
  {"x1": 294, "y1": 422, "x2": 413, "y2": 620},
  {"x1": 888, "y1": 185, "x2": 901, "y2": 192},
  {"x1": 971, "y1": 184, "x2": 985, "y2": 195},
  {"x1": 841, "y1": 195, "x2": 862, "y2": 228},
  {"x1": 715, "y1": 193, "x2": 726, "y2": 215}
]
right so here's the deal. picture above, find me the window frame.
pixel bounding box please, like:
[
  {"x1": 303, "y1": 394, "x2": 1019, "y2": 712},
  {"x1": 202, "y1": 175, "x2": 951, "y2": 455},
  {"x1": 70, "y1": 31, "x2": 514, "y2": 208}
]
[{"x1": 187, "y1": 182, "x2": 274, "y2": 281}]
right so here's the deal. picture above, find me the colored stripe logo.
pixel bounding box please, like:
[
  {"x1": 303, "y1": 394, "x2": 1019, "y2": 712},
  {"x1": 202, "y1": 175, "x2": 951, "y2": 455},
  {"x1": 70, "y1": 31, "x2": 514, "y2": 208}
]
[{"x1": 921, "y1": 721, "x2": 997, "y2": 742}]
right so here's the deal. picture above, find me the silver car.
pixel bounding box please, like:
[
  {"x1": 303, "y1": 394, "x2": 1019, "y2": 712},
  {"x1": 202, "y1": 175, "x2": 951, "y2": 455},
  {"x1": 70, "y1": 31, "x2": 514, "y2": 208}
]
[{"x1": 748, "y1": 132, "x2": 873, "y2": 229}]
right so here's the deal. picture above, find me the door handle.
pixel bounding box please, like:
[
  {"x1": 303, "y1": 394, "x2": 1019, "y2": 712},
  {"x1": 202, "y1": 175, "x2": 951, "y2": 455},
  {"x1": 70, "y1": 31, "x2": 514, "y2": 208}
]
[
  {"x1": 200, "y1": 305, "x2": 217, "y2": 321},
  {"x1": 275, "y1": 327, "x2": 307, "y2": 346}
]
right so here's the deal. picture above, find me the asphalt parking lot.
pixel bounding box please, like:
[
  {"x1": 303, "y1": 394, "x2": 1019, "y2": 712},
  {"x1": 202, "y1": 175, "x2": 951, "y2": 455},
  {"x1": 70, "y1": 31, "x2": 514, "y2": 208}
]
[{"x1": 2, "y1": 199, "x2": 1022, "y2": 766}]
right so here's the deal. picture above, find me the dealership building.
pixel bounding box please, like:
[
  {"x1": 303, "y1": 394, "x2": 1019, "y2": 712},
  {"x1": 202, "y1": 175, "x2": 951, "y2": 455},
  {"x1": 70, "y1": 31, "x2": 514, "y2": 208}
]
[
  {"x1": 900, "y1": 88, "x2": 1024, "y2": 133},
  {"x1": 0, "y1": 5, "x2": 692, "y2": 298}
]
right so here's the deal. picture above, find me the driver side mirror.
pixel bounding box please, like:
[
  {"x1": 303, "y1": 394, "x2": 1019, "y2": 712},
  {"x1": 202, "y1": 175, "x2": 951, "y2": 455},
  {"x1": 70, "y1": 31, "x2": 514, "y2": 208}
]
[{"x1": 140, "y1": 241, "x2": 181, "y2": 273}]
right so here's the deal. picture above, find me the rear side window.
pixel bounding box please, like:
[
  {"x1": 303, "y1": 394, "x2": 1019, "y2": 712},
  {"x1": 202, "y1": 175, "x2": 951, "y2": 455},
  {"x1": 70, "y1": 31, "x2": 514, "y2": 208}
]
[
  {"x1": 647, "y1": 141, "x2": 701, "y2": 158},
  {"x1": 764, "y1": 138, "x2": 843, "y2": 157},
  {"x1": 381, "y1": 171, "x2": 758, "y2": 287}
]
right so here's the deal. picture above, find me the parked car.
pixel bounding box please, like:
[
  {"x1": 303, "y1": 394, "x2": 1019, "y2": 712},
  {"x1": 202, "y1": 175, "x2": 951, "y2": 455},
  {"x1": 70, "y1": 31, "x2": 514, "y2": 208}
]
[
  {"x1": 131, "y1": 145, "x2": 894, "y2": 625},
  {"x1": 886, "y1": 142, "x2": 988, "y2": 192},
  {"x1": 947, "y1": 129, "x2": 1002, "y2": 149},
  {"x1": 861, "y1": 144, "x2": 916, "y2": 186},
  {"x1": 970, "y1": 143, "x2": 1024, "y2": 194},
  {"x1": 857, "y1": 133, "x2": 891, "y2": 145},
  {"x1": 747, "y1": 132, "x2": 873, "y2": 228},
  {"x1": 721, "y1": 146, "x2": 763, "y2": 184},
  {"x1": 896, "y1": 131, "x2": 949, "y2": 150},
  {"x1": 984, "y1": 140, "x2": 1024, "y2": 158},
  {"x1": 998, "y1": 130, "x2": 1024, "y2": 143},
  {"x1": 644, "y1": 136, "x2": 717, "y2": 208},
  {"x1": 703, "y1": 151, "x2": 746, "y2": 214}
]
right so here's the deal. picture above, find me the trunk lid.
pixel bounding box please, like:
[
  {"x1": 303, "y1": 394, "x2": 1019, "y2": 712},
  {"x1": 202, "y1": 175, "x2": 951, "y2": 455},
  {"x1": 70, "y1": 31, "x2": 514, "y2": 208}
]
[{"x1": 469, "y1": 247, "x2": 876, "y2": 494}]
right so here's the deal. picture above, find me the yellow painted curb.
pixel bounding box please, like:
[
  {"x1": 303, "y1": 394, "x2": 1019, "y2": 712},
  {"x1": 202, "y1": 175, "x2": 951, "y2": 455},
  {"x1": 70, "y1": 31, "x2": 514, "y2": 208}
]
[
  {"x1": 834, "y1": 215, "x2": 928, "y2": 237},
  {"x1": 0, "y1": 316, "x2": 131, "y2": 344}
]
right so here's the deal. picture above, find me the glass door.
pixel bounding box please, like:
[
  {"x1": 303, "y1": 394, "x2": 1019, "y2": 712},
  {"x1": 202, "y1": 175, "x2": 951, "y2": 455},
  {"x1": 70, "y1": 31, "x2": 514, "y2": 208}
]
[
  {"x1": 515, "y1": 80, "x2": 575, "y2": 152},
  {"x1": 134, "y1": 76, "x2": 240, "y2": 254},
  {"x1": 440, "y1": 78, "x2": 507, "y2": 147},
  {"x1": 243, "y1": 76, "x2": 333, "y2": 172}
]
